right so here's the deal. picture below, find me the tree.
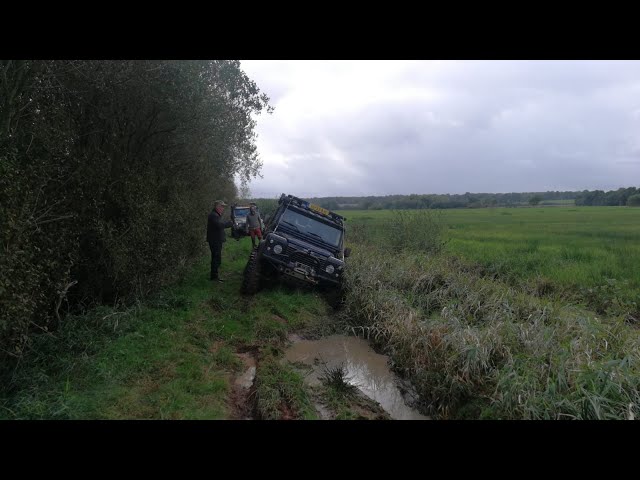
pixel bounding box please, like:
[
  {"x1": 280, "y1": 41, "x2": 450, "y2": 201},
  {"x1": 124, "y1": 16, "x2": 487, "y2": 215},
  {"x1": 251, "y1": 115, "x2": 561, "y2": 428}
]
[
  {"x1": 529, "y1": 195, "x2": 543, "y2": 206},
  {"x1": 238, "y1": 183, "x2": 251, "y2": 201},
  {"x1": 627, "y1": 194, "x2": 640, "y2": 207},
  {"x1": 1, "y1": 60, "x2": 272, "y2": 372}
]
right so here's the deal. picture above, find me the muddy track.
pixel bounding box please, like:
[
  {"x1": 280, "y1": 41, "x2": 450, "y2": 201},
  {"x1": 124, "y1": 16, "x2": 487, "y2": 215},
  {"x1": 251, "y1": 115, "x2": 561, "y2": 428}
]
[
  {"x1": 220, "y1": 289, "x2": 427, "y2": 420},
  {"x1": 224, "y1": 326, "x2": 430, "y2": 420},
  {"x1": 229, "y1": 351, "x2": 259, "y2": 420},
  {"x1": 284, "y1": 334, "x2": 429, "y2": 420}
]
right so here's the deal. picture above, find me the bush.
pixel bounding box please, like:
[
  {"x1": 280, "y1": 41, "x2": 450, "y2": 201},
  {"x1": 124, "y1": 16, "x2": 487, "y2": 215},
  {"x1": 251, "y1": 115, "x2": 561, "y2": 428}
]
[{"x1": 0, "y1": 60, "x2": 271, "y2": 375}]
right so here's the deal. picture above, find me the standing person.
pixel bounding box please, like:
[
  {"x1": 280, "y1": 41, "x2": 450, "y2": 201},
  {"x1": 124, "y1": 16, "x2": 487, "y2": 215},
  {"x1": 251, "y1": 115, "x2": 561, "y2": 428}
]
[
  {"x1": 246, "y1": 204, "x2": 263, "y2": 249},
  {"x1": 207, "y1": 200, "x2": 233, "y2": 282}
]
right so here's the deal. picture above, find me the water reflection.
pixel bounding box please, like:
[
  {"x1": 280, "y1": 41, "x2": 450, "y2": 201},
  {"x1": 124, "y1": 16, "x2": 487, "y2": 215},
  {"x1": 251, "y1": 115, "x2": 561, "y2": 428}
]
[{"x1": 285, "y1": 335, "x2": 428, "y2": 420}]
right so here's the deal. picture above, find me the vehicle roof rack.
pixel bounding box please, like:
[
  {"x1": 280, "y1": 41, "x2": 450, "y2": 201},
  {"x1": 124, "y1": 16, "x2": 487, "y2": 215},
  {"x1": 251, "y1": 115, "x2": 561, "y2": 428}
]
[{"x1": 279, "y1": 193, "x2": 346, "y2": 223}]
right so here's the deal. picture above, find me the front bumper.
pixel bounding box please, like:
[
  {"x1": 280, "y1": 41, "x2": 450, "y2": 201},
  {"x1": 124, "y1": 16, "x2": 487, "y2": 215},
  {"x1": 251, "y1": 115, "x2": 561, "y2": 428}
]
[{"x1": 262, "y1": 252, "x2": 342, "y2": 287}]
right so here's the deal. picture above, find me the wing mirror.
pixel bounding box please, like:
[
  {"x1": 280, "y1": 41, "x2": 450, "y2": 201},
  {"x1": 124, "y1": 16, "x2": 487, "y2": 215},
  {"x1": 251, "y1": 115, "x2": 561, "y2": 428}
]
[{"x1": 344, "y1": 247, "x2": 351, "y2": 258}]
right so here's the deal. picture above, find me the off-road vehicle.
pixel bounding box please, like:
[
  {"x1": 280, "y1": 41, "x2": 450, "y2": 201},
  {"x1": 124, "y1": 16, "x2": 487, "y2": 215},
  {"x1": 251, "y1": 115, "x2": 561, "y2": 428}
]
[
  {"x1": 241, "y1": 194, "x2": 350, "y2": 306},
  {"x1": 230, "y1": 203, "x2": 264, "y2": 240}
]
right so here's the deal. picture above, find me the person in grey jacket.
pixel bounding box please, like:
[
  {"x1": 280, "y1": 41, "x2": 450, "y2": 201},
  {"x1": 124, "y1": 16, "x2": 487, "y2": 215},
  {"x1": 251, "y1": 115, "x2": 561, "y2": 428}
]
[
  {"x1": 207, "y1": 200, "x2": 233, "y2": 282},
  {"x1": 246, "y1": 204, "x2": 263, "y2": 249}
]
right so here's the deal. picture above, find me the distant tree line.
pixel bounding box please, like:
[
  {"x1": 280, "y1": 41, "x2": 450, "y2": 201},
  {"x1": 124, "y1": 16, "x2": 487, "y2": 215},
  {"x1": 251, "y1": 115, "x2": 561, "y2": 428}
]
[
  {"x1": 574, "y1": 187, "x2": 640, "y2": 206},
  {"x1": 1, "y1": 60, "x2": 271, "y2": 371},
  {"x1": 250, "y1": 188, "x2": 638, "y2": 210}
]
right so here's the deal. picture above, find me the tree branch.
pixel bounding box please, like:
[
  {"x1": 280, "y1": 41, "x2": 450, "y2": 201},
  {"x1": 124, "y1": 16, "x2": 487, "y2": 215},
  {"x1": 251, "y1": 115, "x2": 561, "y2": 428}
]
[{"x1": 55, "y1": 280, "x2": 78, "y2": 324}]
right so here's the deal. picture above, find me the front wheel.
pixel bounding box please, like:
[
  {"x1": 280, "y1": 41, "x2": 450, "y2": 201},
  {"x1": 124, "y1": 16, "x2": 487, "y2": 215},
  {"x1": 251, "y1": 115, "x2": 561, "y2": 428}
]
[
  {"x1": 241, "y1": 249, "x2": 262, "y2": 295},
  {"x1": 325, "y1": 286, "x2": 346, "y2": 310}
]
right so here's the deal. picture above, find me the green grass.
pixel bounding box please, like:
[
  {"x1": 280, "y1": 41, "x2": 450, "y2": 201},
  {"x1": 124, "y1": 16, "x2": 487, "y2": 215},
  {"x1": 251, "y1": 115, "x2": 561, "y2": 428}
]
[
  {"x1": 318, "y1": 363, "x2": 359, "y2": 395},
  {"x1": 340, "y1": 207, "x2": 640, "y2": 312},
  {"x1": 540, "y1": 199, "x2": 576, "y2": 206},
  {"x1": 318, "y1": 385, "x2": 389, "y2": 420},
  {"x1": 333, "y1": 207, "x2": 640, "y2": 419},
  {"x1": 1, "y1": 239, "x2": 328, "y2": 419},
  {"x1": 254, "y1": 357, "x2": 317, "y2": 420},
  {"x1": 337, "y1": 230, "x2": 640, "y2": 419},
  {"x1": 7, "y1": 205, "x2": 638, "y2": 420}
]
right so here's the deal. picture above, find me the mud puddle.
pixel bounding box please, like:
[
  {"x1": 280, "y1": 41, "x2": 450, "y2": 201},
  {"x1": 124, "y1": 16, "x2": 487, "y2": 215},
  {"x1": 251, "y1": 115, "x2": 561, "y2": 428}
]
[{"x1": 285, "y1": 334, "x2": 428, "y2": 420}]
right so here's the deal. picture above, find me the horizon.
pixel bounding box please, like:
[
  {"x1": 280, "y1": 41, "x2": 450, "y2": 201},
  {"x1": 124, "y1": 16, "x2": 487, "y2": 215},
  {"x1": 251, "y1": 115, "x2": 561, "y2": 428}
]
[{"x1": 245, "y1": 185, "x2": 638, "y2": 200}]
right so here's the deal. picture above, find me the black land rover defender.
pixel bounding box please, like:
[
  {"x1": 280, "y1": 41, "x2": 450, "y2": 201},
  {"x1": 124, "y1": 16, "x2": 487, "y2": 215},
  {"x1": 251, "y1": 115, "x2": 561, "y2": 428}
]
[
  {"x1": 241, "y1": 194, "x2": 351, "y2": 305},
  {"x1": 230, "y1": 203, "x2": 263, "y2": 240}
]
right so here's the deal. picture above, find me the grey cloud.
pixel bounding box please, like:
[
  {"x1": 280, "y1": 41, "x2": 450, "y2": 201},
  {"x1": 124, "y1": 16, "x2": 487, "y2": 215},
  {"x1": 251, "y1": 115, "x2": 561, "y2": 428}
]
[{"x1": 244, "y1": 61, "x2": 640, "y2": 196}]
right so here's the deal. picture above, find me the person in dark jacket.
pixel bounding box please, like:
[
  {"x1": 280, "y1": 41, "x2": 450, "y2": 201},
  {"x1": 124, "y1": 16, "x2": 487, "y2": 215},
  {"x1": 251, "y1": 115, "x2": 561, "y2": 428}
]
[{"x1": 207, "y1": 200, "x2": 233, "y2": 282}]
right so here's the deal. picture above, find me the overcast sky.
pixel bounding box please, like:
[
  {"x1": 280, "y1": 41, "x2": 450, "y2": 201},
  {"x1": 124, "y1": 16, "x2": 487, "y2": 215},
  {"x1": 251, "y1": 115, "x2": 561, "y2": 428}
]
[{"x1": 239, "y1": 60, "x2": 640, "y2": 198}]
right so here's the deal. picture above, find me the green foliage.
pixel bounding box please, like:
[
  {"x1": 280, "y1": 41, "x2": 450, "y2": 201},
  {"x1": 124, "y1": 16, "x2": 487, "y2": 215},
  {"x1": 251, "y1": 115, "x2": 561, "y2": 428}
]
[
  {"x1": 528, "y1": 195, "x2": 542, "y2": 206},
  {"x1": 577, "y1": 187, "x2": 639, "y2": 206},
  {"x1": 250, "y1": 187, "x2": 640, "y2": 211},
  {"x1": 0, "y1": 60, "x2": 271, "y2": 372},
  {"x1": 627, "y1": 194, "x2": 640, "y2": 207},
  {"x1": 581, "y1": 279, "x2": 639, "y2": 318},
  {"x1": 250, "y1": 197, "x2": 279, "y2": 219},
  {"x1": 1, "y1": 240, "x2": 328, "y2": 419}
]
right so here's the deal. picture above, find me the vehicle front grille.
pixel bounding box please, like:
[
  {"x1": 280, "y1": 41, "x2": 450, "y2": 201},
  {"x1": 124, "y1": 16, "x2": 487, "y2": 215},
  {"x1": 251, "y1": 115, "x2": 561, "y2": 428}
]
[{"x1": 286, "y1": 246, "x2": 325, "y2": 271}]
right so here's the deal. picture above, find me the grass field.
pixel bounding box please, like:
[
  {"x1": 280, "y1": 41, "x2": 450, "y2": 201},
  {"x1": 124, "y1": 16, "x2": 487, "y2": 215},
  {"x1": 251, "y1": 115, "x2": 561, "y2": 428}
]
[
  {"x1": 336, "y1": 206, "x2": 640, "y2": 419},
  {"x1": 539, "y1": 199, "x2": 576, "y2": 206},
  {"x1": 340, "y1": 206, "x2": 640, "y2": 307}
]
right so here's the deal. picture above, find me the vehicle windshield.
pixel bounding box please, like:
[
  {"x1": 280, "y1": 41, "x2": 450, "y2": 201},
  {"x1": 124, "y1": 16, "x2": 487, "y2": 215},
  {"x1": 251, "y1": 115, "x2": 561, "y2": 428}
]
[
  {"x1": 233, "y1": 208, "x2": 251, "y2": 217},
  {"x1": 280, "y1": 208, "x2": 342, "y2": 247}
]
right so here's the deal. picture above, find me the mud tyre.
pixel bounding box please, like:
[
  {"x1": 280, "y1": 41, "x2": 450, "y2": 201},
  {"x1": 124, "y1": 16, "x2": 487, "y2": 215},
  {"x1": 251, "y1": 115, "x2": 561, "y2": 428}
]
[
  {"x1": 241, "y1": 249, "x2": 262, "y2": 295},
  {"x1": 325, "y1": 286, "x2": 345, "y2": 310}
]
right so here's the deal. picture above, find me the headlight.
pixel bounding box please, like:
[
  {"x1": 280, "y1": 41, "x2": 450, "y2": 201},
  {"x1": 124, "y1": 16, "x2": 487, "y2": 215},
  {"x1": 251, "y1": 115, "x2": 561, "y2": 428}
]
[
  {"x1": 325, "y1": 264, "x2": 335, "y2": 274},
  {"x1": 273, "y1": 244, "x2": 283, "y2": 254}
]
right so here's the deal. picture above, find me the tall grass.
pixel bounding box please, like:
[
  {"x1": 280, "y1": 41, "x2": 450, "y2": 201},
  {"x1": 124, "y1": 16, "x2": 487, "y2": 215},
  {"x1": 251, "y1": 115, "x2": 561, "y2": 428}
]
[
  {"x1": 254, "y1": 357, "x2": 317, "y2": 420},
  {"x1": 339, "y1": 212, "x2": 640, "y2": 419},
  {"x1": 348, "y1": 209, "x2": 447, "y2": 254},
  {"x1": 343, "y1": 207, "x2": 640, "y2": 319}
]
